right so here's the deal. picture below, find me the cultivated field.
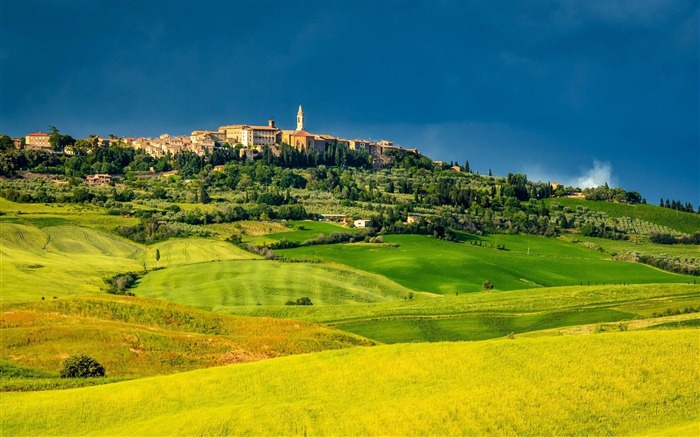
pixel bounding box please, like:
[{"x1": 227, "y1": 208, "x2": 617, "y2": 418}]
[
  {"x1": 134, "y1": 259, "x2": 422, "y2": 308},
  {"x1": 1, "y1": 223, "x2": 144, "y2": 301},
  {"x1": 2, "y1": 330, "x2": 697, "y2": 436},
  {"x1": 276, "y1": 234, "x2": 693, "y2": 294},
  {"x1": 220, "y1": 283, "x2": 700, "y2": 342}
]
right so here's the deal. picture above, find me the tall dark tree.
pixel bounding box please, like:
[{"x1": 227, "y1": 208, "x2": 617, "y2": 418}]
[{"x1": 0, "y1": 135, "x2": 13, "y2": 151}]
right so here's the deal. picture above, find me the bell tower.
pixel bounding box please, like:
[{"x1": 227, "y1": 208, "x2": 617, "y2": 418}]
[{"x1": 296, "y1": 104, "x2": 304, "y2": 131}]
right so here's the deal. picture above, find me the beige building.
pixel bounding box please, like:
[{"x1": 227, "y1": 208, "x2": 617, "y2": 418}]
[
  {"x1": 279, "y1": 105, "x2": 316, "y2": 151},
  {"x1": 85, "y1": 174, "x2": 112, "y2": 185},
  {"x1": 348, "y1": 139, "x2": 371, "y2": 153},
  {"x1": 241, "y1": 124, "x2": 278, "y2": 147},
  {"x1": 219, "y1": 124, "x2": 245, "y2": 144},
  {"x1": 219, "y1": 120, "x2": 278, "y2": 147},
  {"x1": 190, "y1": 130, "x2": 226, "y2": 144},
  {"x1": 313, "y1": 134, "x2": 337, "y2": 154},
  {"x1": 282, "y1": 129, "x2": 315, "y2": 151},
  {"x1": 25, "y1": 132, "x2": 51, "y2": 149}
]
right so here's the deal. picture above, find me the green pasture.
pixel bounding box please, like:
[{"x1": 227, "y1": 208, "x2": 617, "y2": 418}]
[
  {"x1": 145, "y1": 238, "x2": 257, "y2": 268},
  {"x1": 1, "y1": 224, "x2": 144, "y2": 302},
  {"x1": 219, "y1": 283, "x2": 700, "y2": 343},
  {"x1": 337, "y1": 308, "x2": 635, "y2": 343},
  {"x1": 1, "y1": 295, "x2": 373, "y2": 389},
  {"x1": 3, "y1": 330, "x2": 697, "y2": 436},
  {"x1": 219, "y1": 283, "x2": 700, "y2": 322},
  {"x1": 549, "y1": 198, "x2": 700, "y2": 234},
  {"x1": 0, "y1": 223, "x2": 256, "y2": 303},
  {"x1": 276, "y1": 234, "x2": 693, "y2": 294},
  {"x1": 134, "y1": 259, "x2": 422, "y2": 308}
]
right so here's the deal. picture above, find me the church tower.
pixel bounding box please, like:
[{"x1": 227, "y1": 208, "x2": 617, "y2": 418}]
[{"x1": 296, "y1": 104, "x2": 304, "y2": 131}]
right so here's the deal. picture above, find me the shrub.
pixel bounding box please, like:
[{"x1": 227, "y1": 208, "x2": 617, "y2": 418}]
[
  {"x1": 483, "y1": 280, "x2": 494, "y2": 290},
  {"x1": 285, "y1": 297, "x2": 313, "y2": 306},
  {"x1": 59, "y1": 354, "x2": 105, "y2": 378}
]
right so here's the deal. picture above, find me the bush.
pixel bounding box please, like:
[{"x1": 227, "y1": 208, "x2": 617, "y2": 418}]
[
  {"x1": 59, "y1": 354, "x2": 105, "y2": 378},
  {"x1": 285, "y1": 297, "x2": 313, "y2": 306},
  {"x1": 483, "y1": 280, "x2": 494, "y2": 290}
]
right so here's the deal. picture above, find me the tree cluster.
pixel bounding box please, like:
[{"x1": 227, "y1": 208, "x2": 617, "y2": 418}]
[{"x1": 660, "y1": 198, "x2": 697, "y2": 213}]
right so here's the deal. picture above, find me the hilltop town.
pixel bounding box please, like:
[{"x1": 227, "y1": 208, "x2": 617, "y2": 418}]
[{"x1": 17, "y1": 105, "x2": 417, "y2": 169}]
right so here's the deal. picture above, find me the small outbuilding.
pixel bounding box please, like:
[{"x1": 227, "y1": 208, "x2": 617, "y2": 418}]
[{"x1": 354, "y1": 219, "x2": 370, "y2": 228}]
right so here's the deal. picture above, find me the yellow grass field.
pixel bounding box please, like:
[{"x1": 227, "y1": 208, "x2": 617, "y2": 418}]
[{"x1": 2, "y1": 329, "x2": 698, "y2": 436}]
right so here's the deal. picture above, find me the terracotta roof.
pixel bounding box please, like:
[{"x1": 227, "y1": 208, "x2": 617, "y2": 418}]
[
  {"x1": 291, "y1": 130, "x2": 315, "y2": 137},
  {"x1": 27, "y1": 132, "x2": 49, "y2": 136},
  {"x1": 246, "y1": 125, "x2": 278, "y2": 131}
]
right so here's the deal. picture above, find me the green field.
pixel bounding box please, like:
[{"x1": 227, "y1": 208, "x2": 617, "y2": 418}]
[
  {"x1": 276, "y1": 234, "x2": 693, "y2": 294},
  {"x1": 134, "y1": 259, "x2": 423, "y2": 308},
  {"x1": 146, "y1": 238, "x2": 257, "y2": 268},
  {"x1": 2, "y1": 196, "x2": 699, "y2": 435},
  {"x1": 218, "y1": 283, "x2": 700, "y2": 342},
  {"x1": 0, "y1": 224, "x2": 145, "y2": 302},
  {"x1": 3, "y1": 330, "x2": 697, "y2": 436},
  {"x1": 0, "y1": 223, "x2": 255, "y2": 303}
]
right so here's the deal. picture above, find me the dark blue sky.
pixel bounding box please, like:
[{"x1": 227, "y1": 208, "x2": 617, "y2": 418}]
[{"x1": 2, "y1": 0, "x2": 698, "y2": 203}]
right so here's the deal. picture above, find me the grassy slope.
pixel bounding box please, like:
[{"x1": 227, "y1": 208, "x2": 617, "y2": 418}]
[
  {"x1": 549, "y1": 198, "x2": 700, "y2": 234},
  {"x1": 145, "y1": 238, "x2": 257, "y2": 268},
  {"x1": 220, "y1": 283, "x2": 700, "y2": 343},
  {"x1": 1, "y1": 295, "x2": 373, "y2": 387},
  {"x1": 276, "y1": 234, "x2": 692, "y2": 294},
  {"x1": 2, "y1": 330, "x2": 698, "y2": 436},
  {"x1": 1, "y1": 224, "x2": 145, "y2": 302},
  {"x1": 0, "y1": 223, "x2": 255, "y2": 303},
  {"x1": 134, "y1": 260, "x2": 423, "y2": 308}
]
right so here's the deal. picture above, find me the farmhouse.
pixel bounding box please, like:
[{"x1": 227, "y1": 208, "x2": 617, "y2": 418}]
[
  {"x1": 354, "y1": 219, "x2": 370, "y2": 228},
  {"x1": 25, "y1": 132, "x2": 51, "y2": 150},
  {"x1": 85, "y1": 174, "x2": 112, "y2": 185}
]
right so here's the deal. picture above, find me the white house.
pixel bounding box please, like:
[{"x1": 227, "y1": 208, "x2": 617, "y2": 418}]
[{"x1": 354, "y1": 219, "x2": 370, "y2": 228}]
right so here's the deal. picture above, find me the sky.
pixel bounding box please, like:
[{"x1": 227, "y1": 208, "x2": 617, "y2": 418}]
[{"x1": 1, "y1": 0, "x2": 698, "y2": 203}]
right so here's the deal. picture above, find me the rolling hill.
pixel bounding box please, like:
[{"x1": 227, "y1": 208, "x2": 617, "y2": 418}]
[
  {"x1": 1, "y1": 295, "x2": 373, "y2": 390},
  {"x1": 2, "y1": 329, "x2": 697, "y2": 435}
]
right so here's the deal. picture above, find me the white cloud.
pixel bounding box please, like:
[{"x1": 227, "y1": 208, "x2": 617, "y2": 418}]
[
  {"x1": 572, "y1": 160, "x2": 616, "y2": 188},
  {"x1": 522, "y1": 160, "x2": 616, "y2": 189}
]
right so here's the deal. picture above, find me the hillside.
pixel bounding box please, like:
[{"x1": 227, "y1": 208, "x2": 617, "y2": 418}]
[
  {"x1": 218, "y1": 283, "x2": 700, "y2": 342},
  {"x1": 0, "y1": 295, "x2": 373, "y2": 390},
  {"x1": 2, "y1": 330, "x2": 698, "y2": 435},
  {"x1": 275, "y1": 234, "x2": 693, "y2": 294},
  {"x1": 550, "y1": 198, "x2": 700, "y2": 235},
  {"x1": 0, "y1": 223, "x2": 257, "y2": 303},
  {"x1": 134, "y1": 259, "x2": 423, "y2": 308}
]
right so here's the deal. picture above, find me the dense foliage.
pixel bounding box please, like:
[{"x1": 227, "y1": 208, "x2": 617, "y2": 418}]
[{"x1": 59, "y1": 355, "x2": 105, "y2": 378}]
